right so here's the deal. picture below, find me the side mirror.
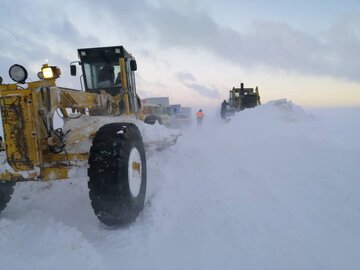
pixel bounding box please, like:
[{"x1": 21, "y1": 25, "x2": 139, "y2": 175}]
[
  {"x1": 70, "y1": 65, "x2": 77, "y2": 76},
  {"x1": 130, "y1": 60, "x2": 137, "y2": 71}
]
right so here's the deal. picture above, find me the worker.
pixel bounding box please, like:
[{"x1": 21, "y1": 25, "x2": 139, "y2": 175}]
[
  {"x1": 220, "y1": 100, "x2": 228, "y2": 119},
  {"x1": 196, "y1": 109, "x2": 205, "y2": 127},
  {"x1": 114, "y1": 71, "x2": 122, "y2": 86},
  {"x1": 98, "y1": 64, "x2": 114, "y2": 88}
]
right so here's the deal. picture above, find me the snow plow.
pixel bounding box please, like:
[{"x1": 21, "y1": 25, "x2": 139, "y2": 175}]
[
  {"x1": 221, "y1": 82, "x2": 261, "y2": 119},
  {"x1": 0, "y1": 46, "x2": 164, "y2": 226}
]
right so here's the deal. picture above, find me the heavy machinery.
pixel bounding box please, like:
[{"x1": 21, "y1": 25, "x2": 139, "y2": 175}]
[
  {"x1": 142, "y1": 103, "x2": 168, "y2": 126},
  {"x1": 0, "y1": 46, "x2": 149, "y2": 226},
  {"x1": 221, "y1": 82, "x2": 261, "y2": 119},
  {"x1": 141, "y1": 97, "x2": 171, "y2": 126}
]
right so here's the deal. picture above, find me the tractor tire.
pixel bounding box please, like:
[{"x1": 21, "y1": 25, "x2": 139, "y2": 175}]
[
  {"x1": 144, "y1": 114, "x2": 162, "y2": 125},
  {"x1": 88, "y1": 123, "x2": 147, "y2": 226},
  {"x1": 0, "y1": 181, "x2": 15, "y2": 214}
]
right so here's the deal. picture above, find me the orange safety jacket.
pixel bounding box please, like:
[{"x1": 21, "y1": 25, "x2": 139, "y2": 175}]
[{"x1": 196, "y1": 111, "x2": 204, "y2": 118}]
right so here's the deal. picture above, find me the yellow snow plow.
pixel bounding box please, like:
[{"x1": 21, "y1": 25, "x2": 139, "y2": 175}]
[
  {"x1": 221, "y1": 82, "x2": 261, "y2": 119},
  {"x1": 0, "y1": 46, "x2": 150, "y2": 226}
]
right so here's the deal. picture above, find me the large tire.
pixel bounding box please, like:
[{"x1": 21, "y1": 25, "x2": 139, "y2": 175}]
[
  {"x1": 88, "y1": 123, "x2": 147, "y2": 226},
  {"x1": 144, "y1": 114, "x2": 162, "y2": 125},
  {"x1": 0, "y1": 181, "x2": 15, "y2": 214}
]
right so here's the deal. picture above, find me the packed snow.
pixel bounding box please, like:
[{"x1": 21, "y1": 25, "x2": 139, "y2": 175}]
[
  {"x1": 0, "y1": 100, "x2": 359, "y2": 270},
  {"x1": 61, "y1": 114, "x2": 180, "y2": 154}
]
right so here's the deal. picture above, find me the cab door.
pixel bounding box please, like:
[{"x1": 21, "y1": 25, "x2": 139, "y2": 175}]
[{"x1": 125, "y1": 58, "x2": 139, "y2": 114}]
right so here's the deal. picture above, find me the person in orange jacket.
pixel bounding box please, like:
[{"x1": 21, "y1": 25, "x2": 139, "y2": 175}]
[{"x1": 196, "y1": 109, "x2": 205, "y2": 127}]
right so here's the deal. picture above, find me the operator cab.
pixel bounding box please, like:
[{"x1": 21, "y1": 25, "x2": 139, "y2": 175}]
[
  {"x1": 75, "y1": 46, "x2": 137, "y2": 95},
  {"x1": 71, "y1": 46, "x2": 139, "y2": 114}
]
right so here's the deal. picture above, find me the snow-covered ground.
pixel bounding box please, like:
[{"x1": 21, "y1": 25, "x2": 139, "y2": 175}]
[{"x1": 1, "y1": 100, "x2": 359, "y2": 270}]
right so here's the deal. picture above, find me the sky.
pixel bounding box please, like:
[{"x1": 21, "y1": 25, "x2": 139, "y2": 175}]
[{"x1": 0, "y1": 0, "x2": 359, "y2": 109}]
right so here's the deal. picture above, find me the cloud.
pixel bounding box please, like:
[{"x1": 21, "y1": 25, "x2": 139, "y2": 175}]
[
  {"x1": 176, "y1": 72, "x2": 220, "y2": 99},
  {"x1": 175, "y1": 72, "x2": 196, "y2": 82},
  {"x1": 146, "y1": 5, "x2": 360, "y2": 82},
  {"x1": 85, "y1": 1, "x2": 360, "y2": 82},
  {"x1": 1, "y1": 0, "x2": 359, "y2": 84},
  {"x1": 0, "y1": 1, "x2": 100, "y2": 84},
  {"x1": 183, "y1": 83, "x2": 220, "y2": 99}
]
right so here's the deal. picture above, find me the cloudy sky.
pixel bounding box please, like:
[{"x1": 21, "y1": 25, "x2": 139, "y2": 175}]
[{"x1": 1, "y1": 0, "x2": 359, "y2": 108}]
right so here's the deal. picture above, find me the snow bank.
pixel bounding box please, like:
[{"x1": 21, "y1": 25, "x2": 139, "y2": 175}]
[
  {"x1": 260, "y1": 99, "x2": 313, "y2": 122},
  {"x1": 1, "y1": 100, "x2": 359, "y2": 270},
  {"x1": 63, "y1": 115, "x2": 179, "y2": 153}
]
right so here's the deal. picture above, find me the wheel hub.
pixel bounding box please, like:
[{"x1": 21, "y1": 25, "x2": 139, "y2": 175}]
[{"x1": 128, "y1": 147, "x2": 142, "y2": 197}]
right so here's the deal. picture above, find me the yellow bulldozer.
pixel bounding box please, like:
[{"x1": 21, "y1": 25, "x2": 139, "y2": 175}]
[
  {"x1": 221, "y1": 82, "x2": 261, "y2": 119},
  {"x1": 0, "y1": 46, "x2": 151, "y2": 226}
]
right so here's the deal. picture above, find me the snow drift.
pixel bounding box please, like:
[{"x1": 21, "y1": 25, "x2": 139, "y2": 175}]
[{"x1": 0, "y1": 100, "x2": 359, "y2": 270}]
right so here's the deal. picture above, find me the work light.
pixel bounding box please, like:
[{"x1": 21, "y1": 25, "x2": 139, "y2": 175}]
[
  {"x1": 41, "y1": 64, "x2": 61, "y2": 79},
  {"x1": 9, "y1": 64, "x2": 28, "y2": 84}
]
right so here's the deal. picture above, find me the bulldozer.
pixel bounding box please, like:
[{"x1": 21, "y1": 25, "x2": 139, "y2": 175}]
[
  {"x1": 221, "y1": 82, "x2": 261, "y2": 119},
  {"x1": 0, "y1": 46, "x2": 151, "y2": 226}
]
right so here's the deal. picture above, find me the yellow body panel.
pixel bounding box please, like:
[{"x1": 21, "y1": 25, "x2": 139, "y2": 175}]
[
  {"x1": 0, "y1": 81, "x2": 120, "y2": 182},
  {"x1": 0, "y1": 84, "x2": 18, "y2": 91},
  {"x1": 43, "y1": 153, "x2": 89, "y2": 162},
  {"x1": 42, "y1": 167, "x2": 70, "y2": 181},
  {"x1": 0, "y1": 90, "x2": 40, "y2": 171}
]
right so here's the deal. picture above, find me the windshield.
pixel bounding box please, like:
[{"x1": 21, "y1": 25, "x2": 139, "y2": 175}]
[{"x1": 81, "y1": 56, "x2": 121, "y2": 90}]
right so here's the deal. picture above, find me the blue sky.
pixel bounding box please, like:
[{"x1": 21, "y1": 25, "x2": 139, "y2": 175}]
[{"x1": 0, "y1": 0, "x2": 359, "y2": 108}]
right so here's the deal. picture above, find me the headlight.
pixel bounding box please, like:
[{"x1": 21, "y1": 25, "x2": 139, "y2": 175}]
[
  {"x1": 40, "y1": 64, "x2": 61, "y2": 79},
  {"x1": 9, "y1": 64, "x2": 28, "y2": 84},
  {"x1": 42, "y1": 66, "x2": 54, "y2": 79}
]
